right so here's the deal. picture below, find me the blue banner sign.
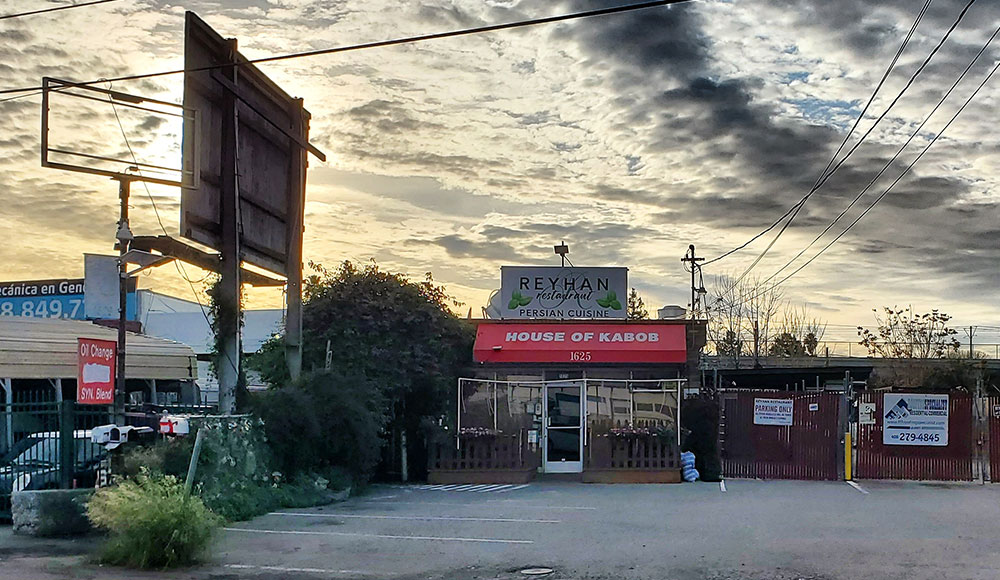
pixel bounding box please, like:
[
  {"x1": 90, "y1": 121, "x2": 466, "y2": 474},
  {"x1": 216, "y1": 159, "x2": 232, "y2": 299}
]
[{"x1": 0, "y1": 278, "x2": 136, "y2": 320}]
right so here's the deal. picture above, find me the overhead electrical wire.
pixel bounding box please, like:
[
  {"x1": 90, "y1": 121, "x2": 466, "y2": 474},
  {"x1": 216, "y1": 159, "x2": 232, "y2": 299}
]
[
  {"x1": 0, "y1": 0, "x2": 122, "y2": 21},
  {"x1": 0, "y1": 0, "x2": 695, "y2": 97},
  {"x1": 702, "y1": 0, "x2": 935, "y2": 268},
  {"x1": 727, "y1": 54, "x2": 1000, "y2": 309},
  {"x1": 703, "y1": 0, "x2": 980, "y2": 311},
  {"x1": 734, "y1": 0, "x2": 978, "y2": 275},
  {"x1": 759, "y1": 19, "x2": 1000, "y2": 286},
  {"x1": 764, "y1": 56, "x2": 1000, "y2": 293},
  {"x1": 106, "y1": 88, "x2": 239, "y2": 374}
]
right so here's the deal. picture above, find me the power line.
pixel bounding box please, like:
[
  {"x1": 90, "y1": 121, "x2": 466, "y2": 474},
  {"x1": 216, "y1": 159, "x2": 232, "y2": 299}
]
[
  {"x1": 702, "y1": 0, "x2": 935, "y2": 268},
  {"x1": 759, "y1": 18, "x2": 1000, "y2": 286},
  {"x1": 731, "y1": 0, "x2": 977, "y2": 278},
  {"x1": 736, "y1": 53, "x2": 1000, "y2": 306},
  {"x1": 0, "y1": 0, "x2": 695, "y2": 97},
  {"x1": 0, "y1": 0, "x2": 122, "y2": 21},
  {"x1": 106, "y1": 88, "x2": 240, "y2": 375}
]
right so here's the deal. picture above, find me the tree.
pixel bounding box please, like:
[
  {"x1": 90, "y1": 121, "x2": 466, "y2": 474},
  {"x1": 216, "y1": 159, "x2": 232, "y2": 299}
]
[
  {"x1": 247, "y1": 260, "x2": 475, "y2": 481},
  {"x1": 706, "y1": 273, "x2": 785, "y2": 363},
  {"x1": 857, "y1": 307, "x2": 960, "y2": 359},
  {"x1": 627, "y1": 288, "x2": 649, "y2": 320},
  {"x1": 768, "y1": 332, "x2": 805, "y2": 357}
]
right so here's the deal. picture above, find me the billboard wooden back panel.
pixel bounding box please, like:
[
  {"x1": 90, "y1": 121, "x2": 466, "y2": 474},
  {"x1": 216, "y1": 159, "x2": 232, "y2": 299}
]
[{"x1": 181, "y1": 11, "x2": 308, "y2": 276}]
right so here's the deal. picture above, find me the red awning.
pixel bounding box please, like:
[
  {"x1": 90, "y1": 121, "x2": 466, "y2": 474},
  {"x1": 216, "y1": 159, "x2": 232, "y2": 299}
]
[{"x1": 473, "y1": 323, "x2": 687, "y2": 364}]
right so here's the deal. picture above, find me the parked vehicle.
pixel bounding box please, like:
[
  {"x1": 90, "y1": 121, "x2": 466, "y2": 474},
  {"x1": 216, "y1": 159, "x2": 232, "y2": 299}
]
[{"x1": 0, "y1": 430, "x2": 106, "y2": 493}]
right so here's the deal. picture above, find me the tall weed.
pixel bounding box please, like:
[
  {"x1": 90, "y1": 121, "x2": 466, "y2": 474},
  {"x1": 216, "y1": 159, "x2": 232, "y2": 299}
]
[{"x1": 87, "y1": 472, "x2": 222, "y2": 569}]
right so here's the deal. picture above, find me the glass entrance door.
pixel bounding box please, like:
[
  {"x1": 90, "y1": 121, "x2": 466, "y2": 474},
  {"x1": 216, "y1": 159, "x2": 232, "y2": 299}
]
[{"x1": 543, "y1": 382, "x2": 584, "y2": 473}]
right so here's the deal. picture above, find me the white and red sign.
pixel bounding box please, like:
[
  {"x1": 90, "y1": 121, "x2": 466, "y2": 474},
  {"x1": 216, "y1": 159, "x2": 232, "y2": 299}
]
[
  {"x1": 473, "y1": 323, "x2": 686, "y2": 364},
  {"x1": 77, "y1": 337, "x2": 116, "y2": 405}
]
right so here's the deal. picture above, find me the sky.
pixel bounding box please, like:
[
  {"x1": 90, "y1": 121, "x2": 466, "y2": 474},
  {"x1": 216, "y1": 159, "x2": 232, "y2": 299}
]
[{"x1": 1, "y1": 0, "x2": 998, "y2": 341}]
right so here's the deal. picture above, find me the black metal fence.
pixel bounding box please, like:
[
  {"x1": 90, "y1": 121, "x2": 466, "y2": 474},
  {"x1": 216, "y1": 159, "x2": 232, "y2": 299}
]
[{"x1": 1, "y1": 398, "x2": 111, "y2": 520}]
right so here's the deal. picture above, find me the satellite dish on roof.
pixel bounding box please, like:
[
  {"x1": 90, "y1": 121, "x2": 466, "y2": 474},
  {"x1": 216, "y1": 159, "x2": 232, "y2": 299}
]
[{"x1": 483, "y1": 289, "x2": 503, "y2": 319}]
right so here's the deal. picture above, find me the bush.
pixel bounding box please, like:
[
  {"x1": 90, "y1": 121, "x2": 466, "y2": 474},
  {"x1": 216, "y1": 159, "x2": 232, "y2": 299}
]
[
  {"x1": 87, "y1": 472, "x2": 222, "y2": 569},
  {"x1": 254, "y1": 369, "x2": 387, "y2": 485},
  {"x1": 681, "y1": 396, "x2": 722, "y2": 482},
  {"x1": 118, "y1": 419, "x2": 349, "y2": 521}
]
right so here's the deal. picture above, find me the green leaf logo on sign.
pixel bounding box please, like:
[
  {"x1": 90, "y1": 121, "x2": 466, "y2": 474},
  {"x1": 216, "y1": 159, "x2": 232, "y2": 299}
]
[{"x1": 508, "y1": 290, "x2": 532, "y2": 309}]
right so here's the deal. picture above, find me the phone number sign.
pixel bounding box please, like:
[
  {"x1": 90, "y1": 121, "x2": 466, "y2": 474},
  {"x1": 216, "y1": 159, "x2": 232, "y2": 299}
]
[
  {"x1": 0, "y1": 278, "x2": 136, "y2": 320},
  {"x1": 883, "y1": 393, "x2": 949, "y2": 446}
]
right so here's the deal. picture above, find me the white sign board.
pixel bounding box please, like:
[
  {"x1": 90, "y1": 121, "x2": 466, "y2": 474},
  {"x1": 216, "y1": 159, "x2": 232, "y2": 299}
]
[
  {"x1": 859, "y1": 402, "x2": 876, "y2": 425},
  {"x1": 753, "y1": 398, "x2": 794, "y2": 426},
  {"x1": 883, "y1": 393, "x2": 948, "y2": 446},
  {"x1": 499, "y1": 266, "x2": 627, "y2": 320}
]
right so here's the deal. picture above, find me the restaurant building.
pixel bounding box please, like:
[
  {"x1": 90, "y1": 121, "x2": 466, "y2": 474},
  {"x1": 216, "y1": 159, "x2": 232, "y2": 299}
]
[{"x1": 431, "y1": 265, "x2": 706, "y2": 483}]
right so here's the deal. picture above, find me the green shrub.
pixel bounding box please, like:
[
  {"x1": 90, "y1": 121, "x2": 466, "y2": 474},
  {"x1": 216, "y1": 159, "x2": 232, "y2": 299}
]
[
  {"x1": 254, "y1": 369, "x2": 387, "y2": 484},
  {"x1": 87, "y1": 472, "x2": 222, "y2": 569},
  {"x1": 681, "y1": 396, "x2": 722, "y2": 482}
]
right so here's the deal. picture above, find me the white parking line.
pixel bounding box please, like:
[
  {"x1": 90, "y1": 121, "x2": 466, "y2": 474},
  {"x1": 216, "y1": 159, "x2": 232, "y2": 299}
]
[
  {"x1": 720, "y1": 480, "x2": 727, "y2": 493},
  {"x1": 478, "y1": 484, "x2": 512, "y2": 492},
  {"x1": 846, "y1": 481, "x2": 869, "y2": 495},
  {"x1": 269, "y1": 512, "x2": 560, "y2": 523},
  {"x1": 225, "y1": 564, "x2": 369, "y2": 575},
  {"x1": 224, "y1": 527, "x2": 533, "y2": 544},
  {"x1": 363, "y1": 500, "x2": 597, "y2": 510},
  {"x1": 495, "y1": 484, "x2": 530, "y2": 493},
  {"x1": 448, "y1": 484, "x2": 479, "y2": 491},
  {"x1": 461, "y1": 484, "x2": 494, "y2": 492}
]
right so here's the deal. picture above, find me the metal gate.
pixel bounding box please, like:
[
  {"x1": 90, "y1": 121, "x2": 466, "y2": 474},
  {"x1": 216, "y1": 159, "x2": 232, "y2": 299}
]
[
  {"x1": 1, "y1": 397, "x2": 109, "y2": 519},
  {"x1": 721, "y1": 392, "x2": 842, "y2": 480},
  {"x1": 988, "y1": 396, "x2": 1000, "y2": 482},
  {"x1": 856, "y1": 392, "x2": 973, "y2": 481}
]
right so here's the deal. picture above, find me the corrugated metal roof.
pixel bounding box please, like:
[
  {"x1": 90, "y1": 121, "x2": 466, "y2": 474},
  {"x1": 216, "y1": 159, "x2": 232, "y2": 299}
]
[{"x1": 0, "y1": 317, "x2": 197, "y2": 380}]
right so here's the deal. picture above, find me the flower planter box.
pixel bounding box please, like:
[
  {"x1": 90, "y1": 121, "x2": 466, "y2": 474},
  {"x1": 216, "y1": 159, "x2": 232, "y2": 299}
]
[
  {"x1": 427, "y1": 433, "x2": 539, "y2": 484},
  {"x1": 584, "y1": 423, "x2": 681, "y2": 484}
]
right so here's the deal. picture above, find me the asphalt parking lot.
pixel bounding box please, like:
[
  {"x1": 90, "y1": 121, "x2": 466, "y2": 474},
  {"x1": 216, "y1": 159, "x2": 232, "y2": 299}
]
[
  {"x1": 4, "y1": 479, "x2": 1000, "y2": 579},
  {"x1": 213, "y1": 479, "x2": 1000, "y2": 580}
]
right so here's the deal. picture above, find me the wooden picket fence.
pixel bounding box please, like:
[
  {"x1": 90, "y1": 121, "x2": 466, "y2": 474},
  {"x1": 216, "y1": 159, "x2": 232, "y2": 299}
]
[
  {"x1": 428, "y1": 433, "x2": 537, "y2": 471},
  {"x1": 586, "y1": 419, "x2": 679, "y2": 471}
]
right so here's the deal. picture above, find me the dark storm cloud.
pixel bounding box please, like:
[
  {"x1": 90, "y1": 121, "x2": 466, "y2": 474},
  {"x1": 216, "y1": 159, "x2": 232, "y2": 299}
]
[{"x1": 555, "y1": 0, "x2": 710, "y2": 82}]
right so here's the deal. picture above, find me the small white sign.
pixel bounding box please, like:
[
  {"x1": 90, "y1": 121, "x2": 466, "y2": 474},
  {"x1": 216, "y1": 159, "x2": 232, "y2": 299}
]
[
  {"x1": 808, "y1": 403, "x2": 819, "y2": 412},
  {"x1": 883, "y1": 393, "x2": 948, "y2": 446},
  {"x1": 859, "y1": 402, "x2": 876, "y2": 425},
  {"x1": 527, "y1": 429, "x2": 538, "y2": 444},
  {"x1": 754, "y1": 398, "x2": 794, "y2": 426}
]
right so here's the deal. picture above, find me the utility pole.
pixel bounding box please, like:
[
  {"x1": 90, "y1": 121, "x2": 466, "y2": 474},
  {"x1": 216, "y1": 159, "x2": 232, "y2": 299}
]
[
  {"x1": 114, "y1": 177, "x2": 133, "y2": 424},
  {"x1": 681, "y1": 244, "x2": 703, "y2": 318}
]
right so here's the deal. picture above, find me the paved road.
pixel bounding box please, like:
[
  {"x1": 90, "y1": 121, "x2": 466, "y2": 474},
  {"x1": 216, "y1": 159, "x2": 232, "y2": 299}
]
[{"x1": 3, "y1": 479, "x2": 1000, "y2": 579}]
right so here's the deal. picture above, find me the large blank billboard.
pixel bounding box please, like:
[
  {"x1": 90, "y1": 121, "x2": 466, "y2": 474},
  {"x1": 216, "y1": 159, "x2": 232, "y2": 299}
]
[{"x1": 180, "y1": 11, "x2": 315, "y2": 276}]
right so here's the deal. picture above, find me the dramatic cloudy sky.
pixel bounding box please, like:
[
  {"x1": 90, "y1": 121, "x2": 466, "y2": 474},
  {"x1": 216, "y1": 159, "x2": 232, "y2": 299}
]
[{"x1": 1, "y1": 0, "x2": 998, "y2": 336}]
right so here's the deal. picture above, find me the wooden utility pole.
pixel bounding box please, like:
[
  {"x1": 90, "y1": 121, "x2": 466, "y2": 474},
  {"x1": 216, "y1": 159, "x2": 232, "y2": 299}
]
[
  {"x1": 217, "y1": 38, "x2": 241, "y2": 415},
  {"x1": 681, "y1": 245, "x2": 703, "y2": 318}
]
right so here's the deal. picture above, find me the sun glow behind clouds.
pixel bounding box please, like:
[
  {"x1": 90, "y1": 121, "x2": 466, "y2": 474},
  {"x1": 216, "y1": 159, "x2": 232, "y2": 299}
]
[{"x1": 0, "y1": 0, "x2": 997, "y2": 324}]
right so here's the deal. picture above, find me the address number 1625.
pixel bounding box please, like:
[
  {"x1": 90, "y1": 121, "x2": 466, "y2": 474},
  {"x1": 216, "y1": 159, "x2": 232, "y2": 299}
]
[{"x1": 569, "y1": 351, "x2": 592, "y2": 362}]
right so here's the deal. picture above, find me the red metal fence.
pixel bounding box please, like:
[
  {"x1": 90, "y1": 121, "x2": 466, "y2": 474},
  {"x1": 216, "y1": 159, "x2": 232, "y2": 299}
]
[
  {"x1": 721, "y1": 392, "x2": 841, "y2": 480},
  {"x1": 988, "y1": 396, "x2": 1000, "y2": 482},
  {"x1": 856, "y1": 392, "x2": 973, "y2": 481}
]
